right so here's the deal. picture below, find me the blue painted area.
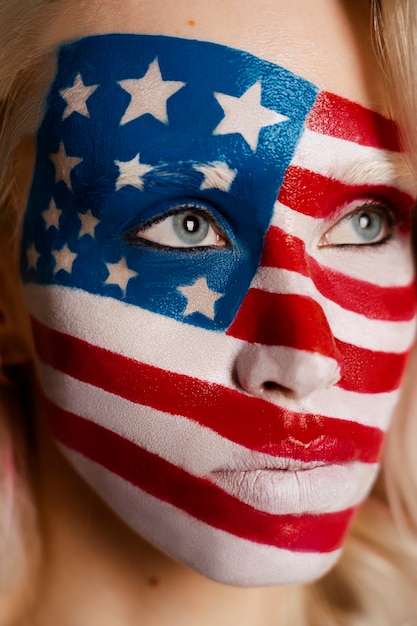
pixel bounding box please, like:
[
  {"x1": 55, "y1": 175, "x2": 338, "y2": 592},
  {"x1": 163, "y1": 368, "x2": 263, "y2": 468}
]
[{"x1": 21, "y1": 34, "x2": 319, "y2": 331}]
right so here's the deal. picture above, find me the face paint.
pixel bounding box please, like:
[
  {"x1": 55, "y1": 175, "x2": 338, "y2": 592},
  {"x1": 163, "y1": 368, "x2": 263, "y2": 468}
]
[{"x1": 21, "y1": 35, "x2": 416, "y2": 586}]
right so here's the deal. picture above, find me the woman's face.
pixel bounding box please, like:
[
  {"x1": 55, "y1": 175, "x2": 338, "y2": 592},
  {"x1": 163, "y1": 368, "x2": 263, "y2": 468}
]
[{"x1": 19, "y1": 0, "x2": 416, "y2": 586}]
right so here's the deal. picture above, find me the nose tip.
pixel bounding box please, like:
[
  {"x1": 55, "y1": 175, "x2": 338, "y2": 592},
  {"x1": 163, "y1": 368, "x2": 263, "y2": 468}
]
[
  {"x1": 235, "y1": 343, "x2": 341, "y2": 400},
  {"x1": 228, "y1": 288, "x2": 343, "y2": 400}
]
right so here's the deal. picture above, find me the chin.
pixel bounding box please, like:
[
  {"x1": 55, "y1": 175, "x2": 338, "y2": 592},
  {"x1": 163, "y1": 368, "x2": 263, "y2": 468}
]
[
  {"x1": 63, "y1": 445, "x2": 346, "y2": 587},
  {"x1": 142, "y1": 509, "x2": 343, "y2": 587}
]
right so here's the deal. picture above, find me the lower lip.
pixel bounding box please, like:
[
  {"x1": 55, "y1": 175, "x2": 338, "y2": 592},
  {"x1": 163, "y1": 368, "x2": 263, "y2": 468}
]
[{"x1": 208, "y1": 464, "x2": 355, "y2": 515}]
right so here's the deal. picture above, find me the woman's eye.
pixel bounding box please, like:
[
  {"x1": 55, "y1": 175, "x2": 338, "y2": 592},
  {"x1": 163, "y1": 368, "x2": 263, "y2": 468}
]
[
  {"x1": 132, "y1": 206, "x2": 228, "y2": 249},
  {"x1": 319, "y1": 204, "x2": 393, "y2": 247}
]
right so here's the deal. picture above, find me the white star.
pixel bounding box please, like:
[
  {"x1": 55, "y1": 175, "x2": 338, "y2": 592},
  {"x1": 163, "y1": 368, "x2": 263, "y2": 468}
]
[
  {"x1": 213, "y1": 81, "x2": 289, "y2": 152},
  {"x1": 50, "y1": 143, "x2": 83, "y2": 190},
  {"x1": 78, "y1": 210, "x2": 100, "y2": 238},
  {"x1": 104, "y1": 258, "x2": 138, "y2": 295},
  {"x1": 59, "y1": 73, "x2": 99, "y2": 120},
  {"x1": 114, "y1": 153, "x2": 153, "y2": 191},
  {"x1": 27, "y1": 244, "x2": 41, "y2": 270},
  {"x1": 119, "y1": 58, "x2": 185, "y2": 125},
  {"x1": 52, "y1": 244, "x2": 78, "y2": 275},
  {"x1": 42, "y1": 199, "x2": 62, "y2": 230},
  {"x1": 178, "y1": 277, "x2": 223, "y2": 320},
  {"x1": 193, "y1": 161, "x2": 238, "y2": 192}
]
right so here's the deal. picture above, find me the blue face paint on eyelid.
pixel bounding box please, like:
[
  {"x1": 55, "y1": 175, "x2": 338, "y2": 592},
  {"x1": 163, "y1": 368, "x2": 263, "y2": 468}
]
[{"x1": 21, "y1": 34, "x2": 319, "y2": 331}]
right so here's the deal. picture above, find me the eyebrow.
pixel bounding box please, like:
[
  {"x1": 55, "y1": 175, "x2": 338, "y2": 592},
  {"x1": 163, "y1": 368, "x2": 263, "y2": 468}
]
[
  {"x1": 118, "y1": 160, "x2": 239, "y2": 195},
  {"x1": 293, "y1": 129, "x2": 417, "y2": 196},
  {"x1": 342, "y1": 155, "x2": 417, "y2": 196}
]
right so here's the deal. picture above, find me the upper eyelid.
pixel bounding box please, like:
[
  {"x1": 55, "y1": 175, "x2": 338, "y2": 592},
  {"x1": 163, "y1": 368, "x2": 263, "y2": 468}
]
[
  {"x1": 323, "y1": 197, "x2": 397, "y2": 227},
  {"x1": 137, "y1": 203, "x2": 218, "y2": 230},
  {"x1": 337, "y1": 200, "x2": 394, "y2": 223},
  {"x1": 134, "y1": 202, "x2": 232, "y2": 244},
  {"x1": 326, "y1": 201, "x2": 395, "y2": 234}
]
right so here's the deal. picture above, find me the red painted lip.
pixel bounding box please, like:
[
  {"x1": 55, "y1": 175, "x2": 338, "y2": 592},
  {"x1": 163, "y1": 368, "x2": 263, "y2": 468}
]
[
  {"x1": 224, "y1": 431, "x2": 381, "y2": 467},
  {"x1": 210, "y1": 433, "x2": 375, "y2": 474}
]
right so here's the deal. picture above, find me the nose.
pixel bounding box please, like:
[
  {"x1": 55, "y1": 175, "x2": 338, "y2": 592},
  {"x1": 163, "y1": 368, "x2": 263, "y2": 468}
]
[
  {"x1": 234, "y1": 342, "x2": 341, "y2": 399},
  {"x1": 227, "y1": 288, "x2": 342, "y2": 400}
]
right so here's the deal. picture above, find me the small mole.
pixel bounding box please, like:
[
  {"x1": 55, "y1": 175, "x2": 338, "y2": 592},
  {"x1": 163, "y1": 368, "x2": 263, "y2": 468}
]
[
  {"x1": 147, "y1": 576, "x2": 160, "y2": 587},
  {"x1": 188, "y1": 19, "x2": 196, "y2": 26}
]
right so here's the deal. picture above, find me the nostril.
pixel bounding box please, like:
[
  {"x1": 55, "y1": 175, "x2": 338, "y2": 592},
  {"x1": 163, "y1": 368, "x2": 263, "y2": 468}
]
[
  {"x1": 261, "y1": 380, "x2": 297, "y2": 398},
  {"x1": 262, "y1": 380, "x2": 291, "y2": 395}
]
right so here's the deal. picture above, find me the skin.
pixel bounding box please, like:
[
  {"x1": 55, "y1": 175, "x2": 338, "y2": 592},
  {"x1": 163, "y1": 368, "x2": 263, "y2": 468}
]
[{"x1": 11, "y1": 0, "x2": 413, "y2": 623}]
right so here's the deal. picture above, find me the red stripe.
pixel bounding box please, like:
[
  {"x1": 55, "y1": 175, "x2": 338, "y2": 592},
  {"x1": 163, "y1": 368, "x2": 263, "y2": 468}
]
[
  {"x1": 45, "y1": 396, "x2": 356, "y2": 553},
  {"x1": 335, "y1": 339, "x2": 409, "y2": 393},
  {"x1": 32, "y1": 317, "x2": 384, "y2": 463},
  {"x1": 226, "y1": 289, "x2": 409, "y2": 392},
  {"x1": 307, "y1": 92, "x2": 402, "y2": 151},
  {"x1": 261, "y1": 226, "x2": 417, "y2": 321},
  {"x1": 277, "y1": 166, "x2": 413, "y2": 222},
  {"x1": 227, "y1": 290, "x2": 340, "y2": 355}
]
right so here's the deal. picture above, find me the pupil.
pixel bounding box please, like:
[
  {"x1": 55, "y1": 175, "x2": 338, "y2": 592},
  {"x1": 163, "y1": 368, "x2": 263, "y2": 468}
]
[{"x1": 184, "y1": 216, "x2": 200, "y2": 233}]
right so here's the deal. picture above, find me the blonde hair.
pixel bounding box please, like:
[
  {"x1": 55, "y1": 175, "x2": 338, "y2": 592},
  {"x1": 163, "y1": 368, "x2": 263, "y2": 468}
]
[
  {"x1": 1, "y1": 1, "x2": 417, "y2": 624},
  {"x1": 0, "y1": 4, "x2": 67, "y2": 621}
]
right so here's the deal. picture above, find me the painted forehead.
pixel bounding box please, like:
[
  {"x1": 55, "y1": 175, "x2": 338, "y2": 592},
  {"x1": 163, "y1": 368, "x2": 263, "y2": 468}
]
[
  {"x1": 36, "y1": 34, "x2": 321, "y2": 203},
  {"x1": 30, "y1": 33, "x2": 401, "y2": 208},
  {"x1": 21, "y1": 34, "x2": 402, "y2": 332}
]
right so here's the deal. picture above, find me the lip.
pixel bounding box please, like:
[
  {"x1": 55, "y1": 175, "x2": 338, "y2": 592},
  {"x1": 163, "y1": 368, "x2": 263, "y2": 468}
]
[
  {"x1": 261, "y1": 433, "x2": 370, "y2": 465},
  {"x1": 208, "y1": 461, "x2": 376, "y2": 515}
]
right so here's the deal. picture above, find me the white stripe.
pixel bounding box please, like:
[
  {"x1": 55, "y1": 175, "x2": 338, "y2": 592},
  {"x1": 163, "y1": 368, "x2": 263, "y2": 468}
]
[
  {"x1": 25, "y1": 284, "x2": 400, "y2": 426},
  {"x1": 271, "y1": 201, "x2": 416, "y2": 287},
  {"x1": 252, "y1": 267, "x2": 416, "y2": 353},
  {"x1": 62, "y1": 448, "x2": 342, "y2": 586},
  {"x1": 39, "y1": 364, "x2": 378, "y2": 515},
  {"x1": 293, "y1": 128, "x2": 417, "y2": 194}
]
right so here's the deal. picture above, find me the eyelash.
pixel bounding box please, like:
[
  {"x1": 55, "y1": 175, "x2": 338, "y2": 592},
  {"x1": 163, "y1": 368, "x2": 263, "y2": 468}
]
[
  {"x1": 319, "y1": 199, "x2": 397, "y2": 249},
  {"x1": 126, "y1": 202, "x2": 230, "y2": 250},
  {"x1": 125, "y1": 194, "x2": 406, "y2": 254}
]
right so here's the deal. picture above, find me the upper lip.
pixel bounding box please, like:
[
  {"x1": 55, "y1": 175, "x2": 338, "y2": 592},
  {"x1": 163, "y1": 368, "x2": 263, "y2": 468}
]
[
  {"x1": 209, "y1": 435, "x2": 360, "y2": 475},
  {"x1": 201, "y1": 427, "x2": 380, "y2": 476}
]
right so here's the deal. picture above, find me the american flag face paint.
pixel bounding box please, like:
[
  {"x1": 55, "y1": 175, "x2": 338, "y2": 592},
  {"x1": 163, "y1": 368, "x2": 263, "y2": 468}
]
[{"x1": 21, "y1": 35, "x2": 416, "y2": 586}]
